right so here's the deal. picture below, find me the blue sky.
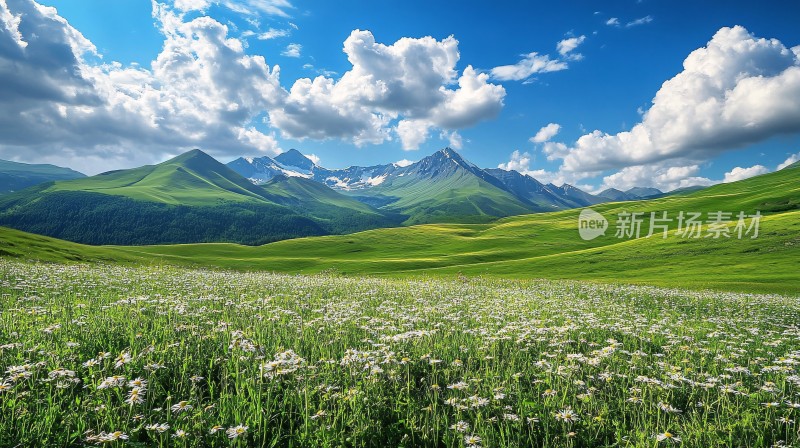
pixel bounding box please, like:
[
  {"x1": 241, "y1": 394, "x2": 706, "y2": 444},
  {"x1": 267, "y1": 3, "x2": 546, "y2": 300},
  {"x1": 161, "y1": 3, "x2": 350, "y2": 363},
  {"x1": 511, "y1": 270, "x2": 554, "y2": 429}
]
[{"x1": 1, "y1": 0, "x2": 800, "y2": 192}]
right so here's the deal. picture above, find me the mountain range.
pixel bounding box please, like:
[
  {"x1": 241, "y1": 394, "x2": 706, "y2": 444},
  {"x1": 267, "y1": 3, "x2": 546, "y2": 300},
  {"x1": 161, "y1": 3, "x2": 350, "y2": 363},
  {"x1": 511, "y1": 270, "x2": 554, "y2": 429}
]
[
  {"x1": 227, "y1": 147, "x2": 671, "y2": 223},
  {"x1": 0, "y1": 147, "x2": 690, "y2": 245}
]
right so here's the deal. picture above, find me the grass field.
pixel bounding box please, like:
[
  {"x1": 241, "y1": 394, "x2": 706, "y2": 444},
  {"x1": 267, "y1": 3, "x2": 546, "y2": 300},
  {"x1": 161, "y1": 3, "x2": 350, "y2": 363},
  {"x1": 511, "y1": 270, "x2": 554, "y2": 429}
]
[
  {"x1": 2, "y1": 163, "x2": 798, "y2": 293},
  {"x1": 1, "y1": 259, "x2": 799, "y2": 447}
]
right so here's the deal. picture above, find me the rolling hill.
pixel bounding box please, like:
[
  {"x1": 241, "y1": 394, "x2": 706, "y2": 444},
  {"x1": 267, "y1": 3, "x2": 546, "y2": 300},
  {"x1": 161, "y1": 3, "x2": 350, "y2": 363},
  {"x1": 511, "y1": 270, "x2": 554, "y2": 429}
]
[
  {"x1": 46, "y1": 149, "x2": 275, "y2": 205},
  {"x1": 0, "y1": 159, "x2": 85, "y2": 194},
  {"x1": 3, "y1": 160, "x2": 797, "y2": 293},
  {"x1": 259, "y1": 175, "x2": 401, "y2": 232},
  {"x1": 0, "y1": 150, "x2": 393, "y2": 245}
]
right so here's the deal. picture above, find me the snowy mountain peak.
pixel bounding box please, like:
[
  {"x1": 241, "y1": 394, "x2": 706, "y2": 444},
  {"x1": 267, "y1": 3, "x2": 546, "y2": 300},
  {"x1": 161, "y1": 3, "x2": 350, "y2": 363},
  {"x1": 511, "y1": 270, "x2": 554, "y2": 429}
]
[{"x1": 275, "y1": 149, "x2": 315, "y2": 171}]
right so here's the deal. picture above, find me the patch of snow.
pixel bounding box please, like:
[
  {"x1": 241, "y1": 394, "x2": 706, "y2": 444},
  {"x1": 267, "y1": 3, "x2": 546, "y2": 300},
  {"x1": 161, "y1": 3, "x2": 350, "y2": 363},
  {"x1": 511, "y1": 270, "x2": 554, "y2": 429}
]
[
  {"x1": 325, "y1": 176, "x2": 350, "y2": 189},
  {"x1": 280, "y1": 168, "x2": 312, "y2": 178},
  {"x1": 366, "y1": 174, "x2": 387, "y2": 186}
]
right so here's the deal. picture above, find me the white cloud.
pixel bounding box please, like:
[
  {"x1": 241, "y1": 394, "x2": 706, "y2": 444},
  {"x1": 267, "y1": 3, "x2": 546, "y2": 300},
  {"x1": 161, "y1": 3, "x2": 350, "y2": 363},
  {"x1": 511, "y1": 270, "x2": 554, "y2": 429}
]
[
  {"x1": 491, "y1": 36, "x2": 588, "y2": 82},
  {"x1": 599, "y1": 163, "x2": 715, "y2": 192},
  {"x1": 494, "y1": 28, "x2": 798, "y2": 192},
  {"x1": 530, "y1": 123, "x2": 561, "y2": 143},
  {"x1": 0, "y1": 0, "x2": 285, "y2": 173},
  {"x1": 606, "y1": 17, "x2": 619, "y2": 26},
  {"x1": 598, "y1": 161, "x2": 773, "y2": 193},
  {"x1": 394, "y1": 158, "x2": 414, "y2": 167},
  {"x1": 490, "y1": 52, "x2": 567, "y2": 81},
  {"x1": 396, "y1": 120, "x2": 431, "y2": 150},
  {"x1": 1, "y1": 0, "x2": 26, "y2": 48},
  {"x1": 497, "y1": 149, "x2": 530, "y2": 172},
  {"x1": 305, "y1": 153, "x2": 320, "y2": 165},
  {"x1": 429, "y1": 66, "x2": 505, "y2": 129},
  {"x1": 723, "y1": 165, "x2": 769, "y2": 183},
  {"x1": 557, "y1": 26, "x2": 800, "y2": 175},
  {"x1": 281, "y1": 43, "x2": 301, "y2": 57},
  {"x1": 542, "y1": 141, "x2": 569, "y2": 160},
  {"x1": 556, "y1": 35, "x2": 585, "y2": 60},
  {"x1": 0, "y1": 3, "x2": 506, "y2": 170},
  {"x1": 777, "y1": 152, "x2": 799, "y2": 170},
  {"x1": 257, "y1": 28, "x2": 289, "y2": 40},
  {"x1": 497, "y1": 150, "x2": 588, "y2": 187},
  {"x1": 171, "y1": 0, "x2": 293, "y2": 16},
  {"x1": 626, "y1": 15, "x2": 653, "y2": 27},
  {"x1": 219, "y1": 0, "x2": 293, "y2": 17},
  {"x1": 173, "y1": 0, "x2": 210, "y2": 12},
  {"x1": 440, "y1": 130, "x2": 463, "y2": 149},
  {"x1": 270, "y1": 30, "x2": 504, "y2": 149}
]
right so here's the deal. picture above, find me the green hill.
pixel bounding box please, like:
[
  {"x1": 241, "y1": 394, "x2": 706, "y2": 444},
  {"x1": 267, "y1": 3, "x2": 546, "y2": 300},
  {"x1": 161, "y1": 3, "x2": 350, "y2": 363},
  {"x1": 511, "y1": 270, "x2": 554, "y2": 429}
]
[
  {"x1": 0, "y1": 159, "x2": 85, "y2": 194},
  {"x1": 260, "y1": 175, "x2": 401, "y2": 232},
  {"x1": 348, "y1": 148, "x2": 534, "y2": 224},
  {"x1": 0, "y1": 150, "x2": 366, "y2": 245},
  {"x1": 45, "y1": 149, "x2": 271, "y2": 206},
  {"x1": 2, "y1": 162, "x2": 798, "y2": 293}
]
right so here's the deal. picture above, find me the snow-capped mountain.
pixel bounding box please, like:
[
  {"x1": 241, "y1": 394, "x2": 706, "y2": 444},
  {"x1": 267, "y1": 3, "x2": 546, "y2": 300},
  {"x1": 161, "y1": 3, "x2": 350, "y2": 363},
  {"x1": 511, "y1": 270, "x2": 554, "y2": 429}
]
[{"x1": 227, "y1": 147, "x2": 609, "y2": 219}]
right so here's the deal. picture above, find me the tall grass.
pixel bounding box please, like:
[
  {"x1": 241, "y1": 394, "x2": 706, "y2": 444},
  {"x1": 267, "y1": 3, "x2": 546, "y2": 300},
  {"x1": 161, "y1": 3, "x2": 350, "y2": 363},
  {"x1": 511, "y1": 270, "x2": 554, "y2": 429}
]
[{"x1": 0, "y1": 260, "x2": 798, "y2": 447}]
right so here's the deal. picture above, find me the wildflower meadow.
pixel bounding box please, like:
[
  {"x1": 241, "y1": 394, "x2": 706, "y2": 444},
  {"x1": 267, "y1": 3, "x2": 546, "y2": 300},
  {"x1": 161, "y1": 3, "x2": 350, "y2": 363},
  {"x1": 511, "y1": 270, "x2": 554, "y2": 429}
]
[{"x1": 1, "y1": 259, "x2": 798, "y2": 447}]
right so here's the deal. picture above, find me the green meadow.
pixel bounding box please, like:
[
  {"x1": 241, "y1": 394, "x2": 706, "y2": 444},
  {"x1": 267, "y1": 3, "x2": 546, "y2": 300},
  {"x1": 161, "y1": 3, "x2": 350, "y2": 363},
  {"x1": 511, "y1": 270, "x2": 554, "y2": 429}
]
[
  {"x1": 2, "y1": 260, "x2": 800, "y2": 447},
  {"x1": 2, "y1": 161, "x2": 798, "y2": 293}
]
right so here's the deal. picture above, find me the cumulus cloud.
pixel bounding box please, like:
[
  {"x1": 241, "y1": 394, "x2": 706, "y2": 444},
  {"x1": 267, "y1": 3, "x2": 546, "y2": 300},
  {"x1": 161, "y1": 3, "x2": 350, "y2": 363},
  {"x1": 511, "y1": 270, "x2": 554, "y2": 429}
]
[
  {"x1": 723, "y1": 165, "x2": 770, "y2": 183},
  {"x1": 490, "y1": 52, "x2": 567, "y2": 81},
  {"x1": 530, "y1": 123, "x2": 561, "y2": 143},
  {"x1": 497, "y1": 150, "x2": 590, "y2": 187},
  {"x1": 606, "y1": 17, "x2": 619, "y2": 26},
  {"x1": 542, "y1": 141, "x2": 569, "y2": 160},
  {"x1": 281, "y1": 42, "x2": 301, "y2": 57},
  {"x1": 557, "y1": 26, "x2": 800, "y2": 176},
  {"x1": 777, "y1": 153, "x2": 799, "y2": 170},
  {"x1": 270, "y1": 30, "x2": 505, "y2": 150},
  {"x1": 0, "y1": 0, "x2": 285, "y2": 172},
  {"x1": 498, "y1": 26, "x2": 799, "y2": 193},
  {"x1": 396, "y1": 119, "x2": 431, "y2": 150},
  {"x1": 497, "y1": 149, "x2": 531, "y2": 172},
  {"x1": 0, "y1": 2, "x2": 505, "y2": 171},
  {"x1": 598, "y1": 163, "x2": 715, "y2": 192}
]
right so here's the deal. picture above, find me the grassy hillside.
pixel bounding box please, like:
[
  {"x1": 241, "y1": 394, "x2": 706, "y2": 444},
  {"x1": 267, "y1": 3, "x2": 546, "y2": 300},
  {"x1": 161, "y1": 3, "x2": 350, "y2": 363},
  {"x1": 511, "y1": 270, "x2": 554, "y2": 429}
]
[
  {"x1": 345, "y1": 149, "x2": 535, "y2": 224},
  {"x1": 0, "y1": 159, "x2": 85, "y2": 194},
  {"x1": 2, "y1": 163, "x2": 798, "y2": 293},
  {"x1": 0, "y1": 150, "x2": 403, "y2": 244},
  {"x1": 382, "y1": 172, "x2": 532, "y2": 224},
  {"x1": 260, "y1": 176, "x2": 401, "y2": 232},
  {"x1": 45, "y1": 149, "x2": 271, "y2": 206}
]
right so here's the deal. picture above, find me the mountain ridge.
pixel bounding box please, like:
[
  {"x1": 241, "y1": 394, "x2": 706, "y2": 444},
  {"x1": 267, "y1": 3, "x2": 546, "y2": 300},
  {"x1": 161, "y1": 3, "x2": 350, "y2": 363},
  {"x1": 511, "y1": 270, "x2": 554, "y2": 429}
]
[
  {"x1": 0, "y1": 150, "x2": 393, "y2": 245},
  {"x1": 0, "y1": 159, "x2": 86, "y2": 194},
  {"x1": 227, "y1": 147, "x2": 607, "y2": 221}
]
